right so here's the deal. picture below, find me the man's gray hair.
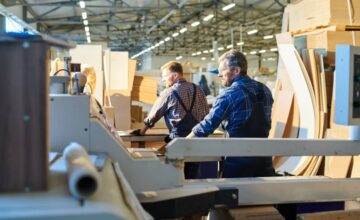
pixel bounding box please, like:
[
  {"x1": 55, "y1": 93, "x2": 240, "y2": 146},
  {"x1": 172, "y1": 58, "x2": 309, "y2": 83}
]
[{"x1": 219, "y1": 50, "x2": 248, "y2": 75}]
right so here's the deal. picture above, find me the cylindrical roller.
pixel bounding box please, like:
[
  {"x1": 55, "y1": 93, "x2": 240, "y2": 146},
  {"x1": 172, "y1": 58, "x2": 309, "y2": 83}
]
[{"x1": 63, "y1": 142, "x2": 100, "y2": 199}]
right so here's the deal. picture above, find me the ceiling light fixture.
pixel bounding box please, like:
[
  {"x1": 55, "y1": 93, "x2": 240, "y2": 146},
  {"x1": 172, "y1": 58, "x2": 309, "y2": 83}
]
[
  {"x1": 82, "y1": 12, "x2": 87, "y2": 20},
  {"x1": 227, "y1": 44, "x2": 233, "y2": 49},
  {"x1": 203, "y1": 50, "x2": 209, "y2": 53},
  {"x1": 222, "y1": 3, "x2": 236, "y2": 11},
  {"x1": 159, "y1": 40, "x2": 164, "y2": 45},
  {"x1": 196, "y1": 51, "x2": 202, "y2": 55},
  {"x1": 191, "y1": 21, "x2": 200, "y2": 27},
  {"x1": 247, "y1": 29, "x2": 258, "y2": 35},
  {"x1": 84, "y1": 26, "x2": 89, "y2": 32},
  {"x1": 218, "y1": 47, "x2": 224, "y2": 51},
  {"x1": 263, "y1": 35, "x2": 274, "y2": 40},
  {"x1": 180, "y1": 28, "x2": 187, "y2": 33},
  {"x1": 172, "y1": 32, "x2": 179, "y2": 37},
  {"x1": 79, "y1": 1, "x2": 86, "y2": 8},
  {"x1": 250, "y1": 51, "x2": 257, "y2": 55},
  {"x1": 270, "y1": 47, "x2": 278, "y2": 52},
  {"x1": 165, "y1": 37, "x2": 171, "y2": 41},
  {"x1": 176, "y1": 56, "x2": 183, "y2": 60},
  {"x1": 201, "y1": 57, "x2": 206, "y2": 60},
  {"x1": 237, "y1": 41, "x2": 244, "y2": 46},
  {"x1": 83, "y1": 20, "x2": 88, "y2": 25},
  {"x1": 259, "y1": 49, "x2": 266, "y2": 53},
  {"x1": 203, "y1": 14, "x2": 214, "y2": 21},
  {"x1": 87, "y1": 36, "x2": 91, "y2": 43}
]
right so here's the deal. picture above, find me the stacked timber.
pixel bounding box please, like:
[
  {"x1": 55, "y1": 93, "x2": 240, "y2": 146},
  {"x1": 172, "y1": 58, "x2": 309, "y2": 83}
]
[
  {"x1": 270, "y1": 0, "x2": 360, "y2": 176},
  {"x1": 131, "y1": 75, "x2": 158, "y2": 105}
]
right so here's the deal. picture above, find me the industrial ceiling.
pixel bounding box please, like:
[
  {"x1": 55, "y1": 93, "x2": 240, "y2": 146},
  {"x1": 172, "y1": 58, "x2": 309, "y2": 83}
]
[{"x1": 1, "y1": 0, "x2": 293, "y2": 58}]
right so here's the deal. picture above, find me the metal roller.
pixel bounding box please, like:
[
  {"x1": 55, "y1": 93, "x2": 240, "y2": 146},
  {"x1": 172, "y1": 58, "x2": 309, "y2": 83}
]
[{"x1": 63, "y1": 142, "x2": 100, "y2": 199}]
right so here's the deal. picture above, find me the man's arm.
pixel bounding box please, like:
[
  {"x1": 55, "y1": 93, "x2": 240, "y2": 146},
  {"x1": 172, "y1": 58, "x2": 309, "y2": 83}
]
[{"x1": 191, "y1": 94, "x2": 230, "y2": 137}]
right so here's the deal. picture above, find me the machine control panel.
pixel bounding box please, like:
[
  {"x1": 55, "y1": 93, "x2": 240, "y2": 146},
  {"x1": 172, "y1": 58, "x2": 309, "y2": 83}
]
[{"x1": 335, "y1": 45, "x2": 360, "y2": 125}]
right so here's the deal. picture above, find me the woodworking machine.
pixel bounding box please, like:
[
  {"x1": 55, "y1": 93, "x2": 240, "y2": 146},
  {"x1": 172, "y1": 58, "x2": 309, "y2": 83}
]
[{"x1": 45, "y1": 45, "x2": 360, "y2": 219}]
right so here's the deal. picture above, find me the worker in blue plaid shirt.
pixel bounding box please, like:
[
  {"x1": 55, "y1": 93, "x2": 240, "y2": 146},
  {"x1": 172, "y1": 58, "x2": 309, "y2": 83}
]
[{"x1": 187, "y1": 50, "x2": 275, "y2": 178}]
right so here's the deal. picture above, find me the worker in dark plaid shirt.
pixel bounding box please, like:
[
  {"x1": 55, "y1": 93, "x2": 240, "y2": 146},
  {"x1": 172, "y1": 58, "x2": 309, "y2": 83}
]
[
  {"x1": 139, "y1": 61, "x2": 209, "y2": 178},
  {"x1": 187, "y1": 50, "x2": 275, "y2": 178}
]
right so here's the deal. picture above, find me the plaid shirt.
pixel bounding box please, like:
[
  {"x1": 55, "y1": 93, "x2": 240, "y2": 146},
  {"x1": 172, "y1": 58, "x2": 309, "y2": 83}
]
[
  {"x1": 144, "y1": 78, "x2": 209, "y2": 131},
  {"x1": 192, "y1": 75, "x2": 273, "y2": 137}
]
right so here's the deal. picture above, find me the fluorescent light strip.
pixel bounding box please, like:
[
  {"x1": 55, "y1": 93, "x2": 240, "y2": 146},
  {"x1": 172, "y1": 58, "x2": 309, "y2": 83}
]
[
  {"x1": 203, "y1": 14, "x2": 214, "y2": 21},
  {"x1": 237, "y1": 41, "x2": 244, "y2": 46},
  {"x1": 270, "y1": 47, "x2": 278, "y2": 52},
  {"x1": 218, "y1": 47, "x2": 224, "y2": 51},
  {"x1": 222, "y1": 3, "x2": 235, "y2": 11},
  {"x1": 165, "y1": 37, "x2": 171, "y2": 41},
  {"x1": 201, "y1": 57, "x2": 206, "y2": 60},
  {"x1": 180, "y1": 28, "x2": 187, "y2": 33},
  {"x1": 176, "y1": 56, "x2": 183, "y2": 60},
  {"x1": 196, "y1": 51, "x2": 202, "y2": 55},
  {"x1": 86, "y1": 31, "x2": 90, "y2": 36},
  {"x1": 227, "y1": 44, "x2": 233, "y2": 49},
  {"x1": 83, "y1": 20, "x2": 88, "y2": 25},
  {"x1": 263, "y1": 35, "x2": 274, "y2": 40},
  {"x1": 82, "y1": 12, "x2": 87, "y2": 19},
  {"x1": 172, "y1": 32, "x2": 179, "y2": 37},
  {"x1": 259, "y1": 49, "x2": 266, "y2": 53},
  {"x1": 247, "y1": 29, "x2": 258, "y2": 35},
  {"x1": 250, "y1": 51, "x2": 257, "y2": 55},
  {"x1": 79, "y1": 1, "x2": 86, "y2": 8},
  {"x1": 84, "y1": 26, "x2": 89, "y2": 32},
  {"x1": 87, "y1": 36, "x2": 91, "y2": 43},
  {"x1": 203, "y1": 50, "x2": 209, "y2": 53},
  {"x1": 191, "y1": 21, "x2": 200, "y2": 27}
]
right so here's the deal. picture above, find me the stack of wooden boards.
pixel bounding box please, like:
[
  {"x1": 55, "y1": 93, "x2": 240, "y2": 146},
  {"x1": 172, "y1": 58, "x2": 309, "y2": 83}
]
[
  {"x1": 270, "y1": 0, "x2": 360, "y2": 177},
  {"x1": 131, "y1": 75, "x2": 158, "y2": 105}
]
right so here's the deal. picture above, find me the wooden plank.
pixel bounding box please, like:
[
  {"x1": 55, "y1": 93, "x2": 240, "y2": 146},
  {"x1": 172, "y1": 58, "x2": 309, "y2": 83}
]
[
  {"x1": 307, "y1": 31, "x2": 360, "y2": 52},
  {"x1": 327, "y1": 156, "x2": 352, "y2": 178},
  {"x1": 0, "y1": 41, "x2": 48, "y2": 192},
  {"x1": 283, "y1": 96, "x2": 300, "y2": 138},
  {"x1": 298, "y1": 209, "x2": 360, "y2": 220},
  {"x1": 276, "y1": 33, "x2": 317, "y2": 175},
  {"x1": 287, "y1": 0, "x2": 360, "y2": 34},
  {"x1": 128, "y1": 59, "x2": 136, "y2": 91},
  {"x1": 351, "y1": 156, "x2": 360, "y2": 178},
  {"x1": 269, "y1": 90, "x2": 294, "y2": 138}
]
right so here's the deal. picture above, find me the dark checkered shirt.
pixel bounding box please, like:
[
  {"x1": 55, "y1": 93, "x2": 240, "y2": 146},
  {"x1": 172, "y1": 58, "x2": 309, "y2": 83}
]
[
  {"x1": 144, "y1": 78, "x2": 209, "y2": 131},
  {"x1": 192, "y1": 75, "x2": 273, "y2": 137}
]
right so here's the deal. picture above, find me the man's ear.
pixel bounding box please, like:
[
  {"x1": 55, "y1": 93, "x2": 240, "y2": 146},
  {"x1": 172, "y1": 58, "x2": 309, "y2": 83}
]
[{"x1": 233, "y1": 67, "x2": 241, "y2": 76}]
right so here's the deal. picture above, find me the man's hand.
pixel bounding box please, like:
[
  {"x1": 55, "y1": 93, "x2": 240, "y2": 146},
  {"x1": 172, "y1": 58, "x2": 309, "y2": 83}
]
[
  {"x1": 129, "y1": 129, "x2": 142, "y2": 136},
  {"x1": 157, "y1": 143, "x2": 167, "y2": 155}
]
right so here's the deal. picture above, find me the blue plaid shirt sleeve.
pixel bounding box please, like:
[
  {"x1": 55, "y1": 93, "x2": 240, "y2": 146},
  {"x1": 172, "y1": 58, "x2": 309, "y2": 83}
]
[{"x1": 192, "y1": 94, "x2": 230, "y2": 137}]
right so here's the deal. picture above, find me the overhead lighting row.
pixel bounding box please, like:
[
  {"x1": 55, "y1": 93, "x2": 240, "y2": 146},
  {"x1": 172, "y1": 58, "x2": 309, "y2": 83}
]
[
  {"x1": 79, "y1": 1, "x2": 91, "y2": 43},
  {"x1": 131, "y1": 12, "x2": 214, "y2": 59}
]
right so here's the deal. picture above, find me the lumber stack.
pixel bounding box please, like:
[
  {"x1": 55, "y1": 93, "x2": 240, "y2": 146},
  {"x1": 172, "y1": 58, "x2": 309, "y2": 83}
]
[
  {"x1": 131, "y1": 76, "x2": 158, "y2": 105},
  {"x1": 271, "y1": 0, "x2": 360, "y2": 176}
]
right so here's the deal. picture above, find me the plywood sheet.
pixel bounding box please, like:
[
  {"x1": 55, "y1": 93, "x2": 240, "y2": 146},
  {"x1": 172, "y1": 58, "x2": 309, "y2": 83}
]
[
  {"x1": 109, "y1": 51, "x2": 128, "y2": 90},
  {"x1": 70, "y1": 45, "x2": 103, "y2": 104},
  {"x1": 351, "y1": 156, "x2": 360, "y2": 178},
  {"x1": 276, "y1": 33, "x2": 317, "y2": 175},
  {"x1": 269, "y1": 90, "x2": 294, "y2": 138},
  {"x1": 326, "y1": 156, "x2": 352, "y2": 178},
  {"x1": 109, "y1": 91, "x2": 131, "y2": 131}
]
